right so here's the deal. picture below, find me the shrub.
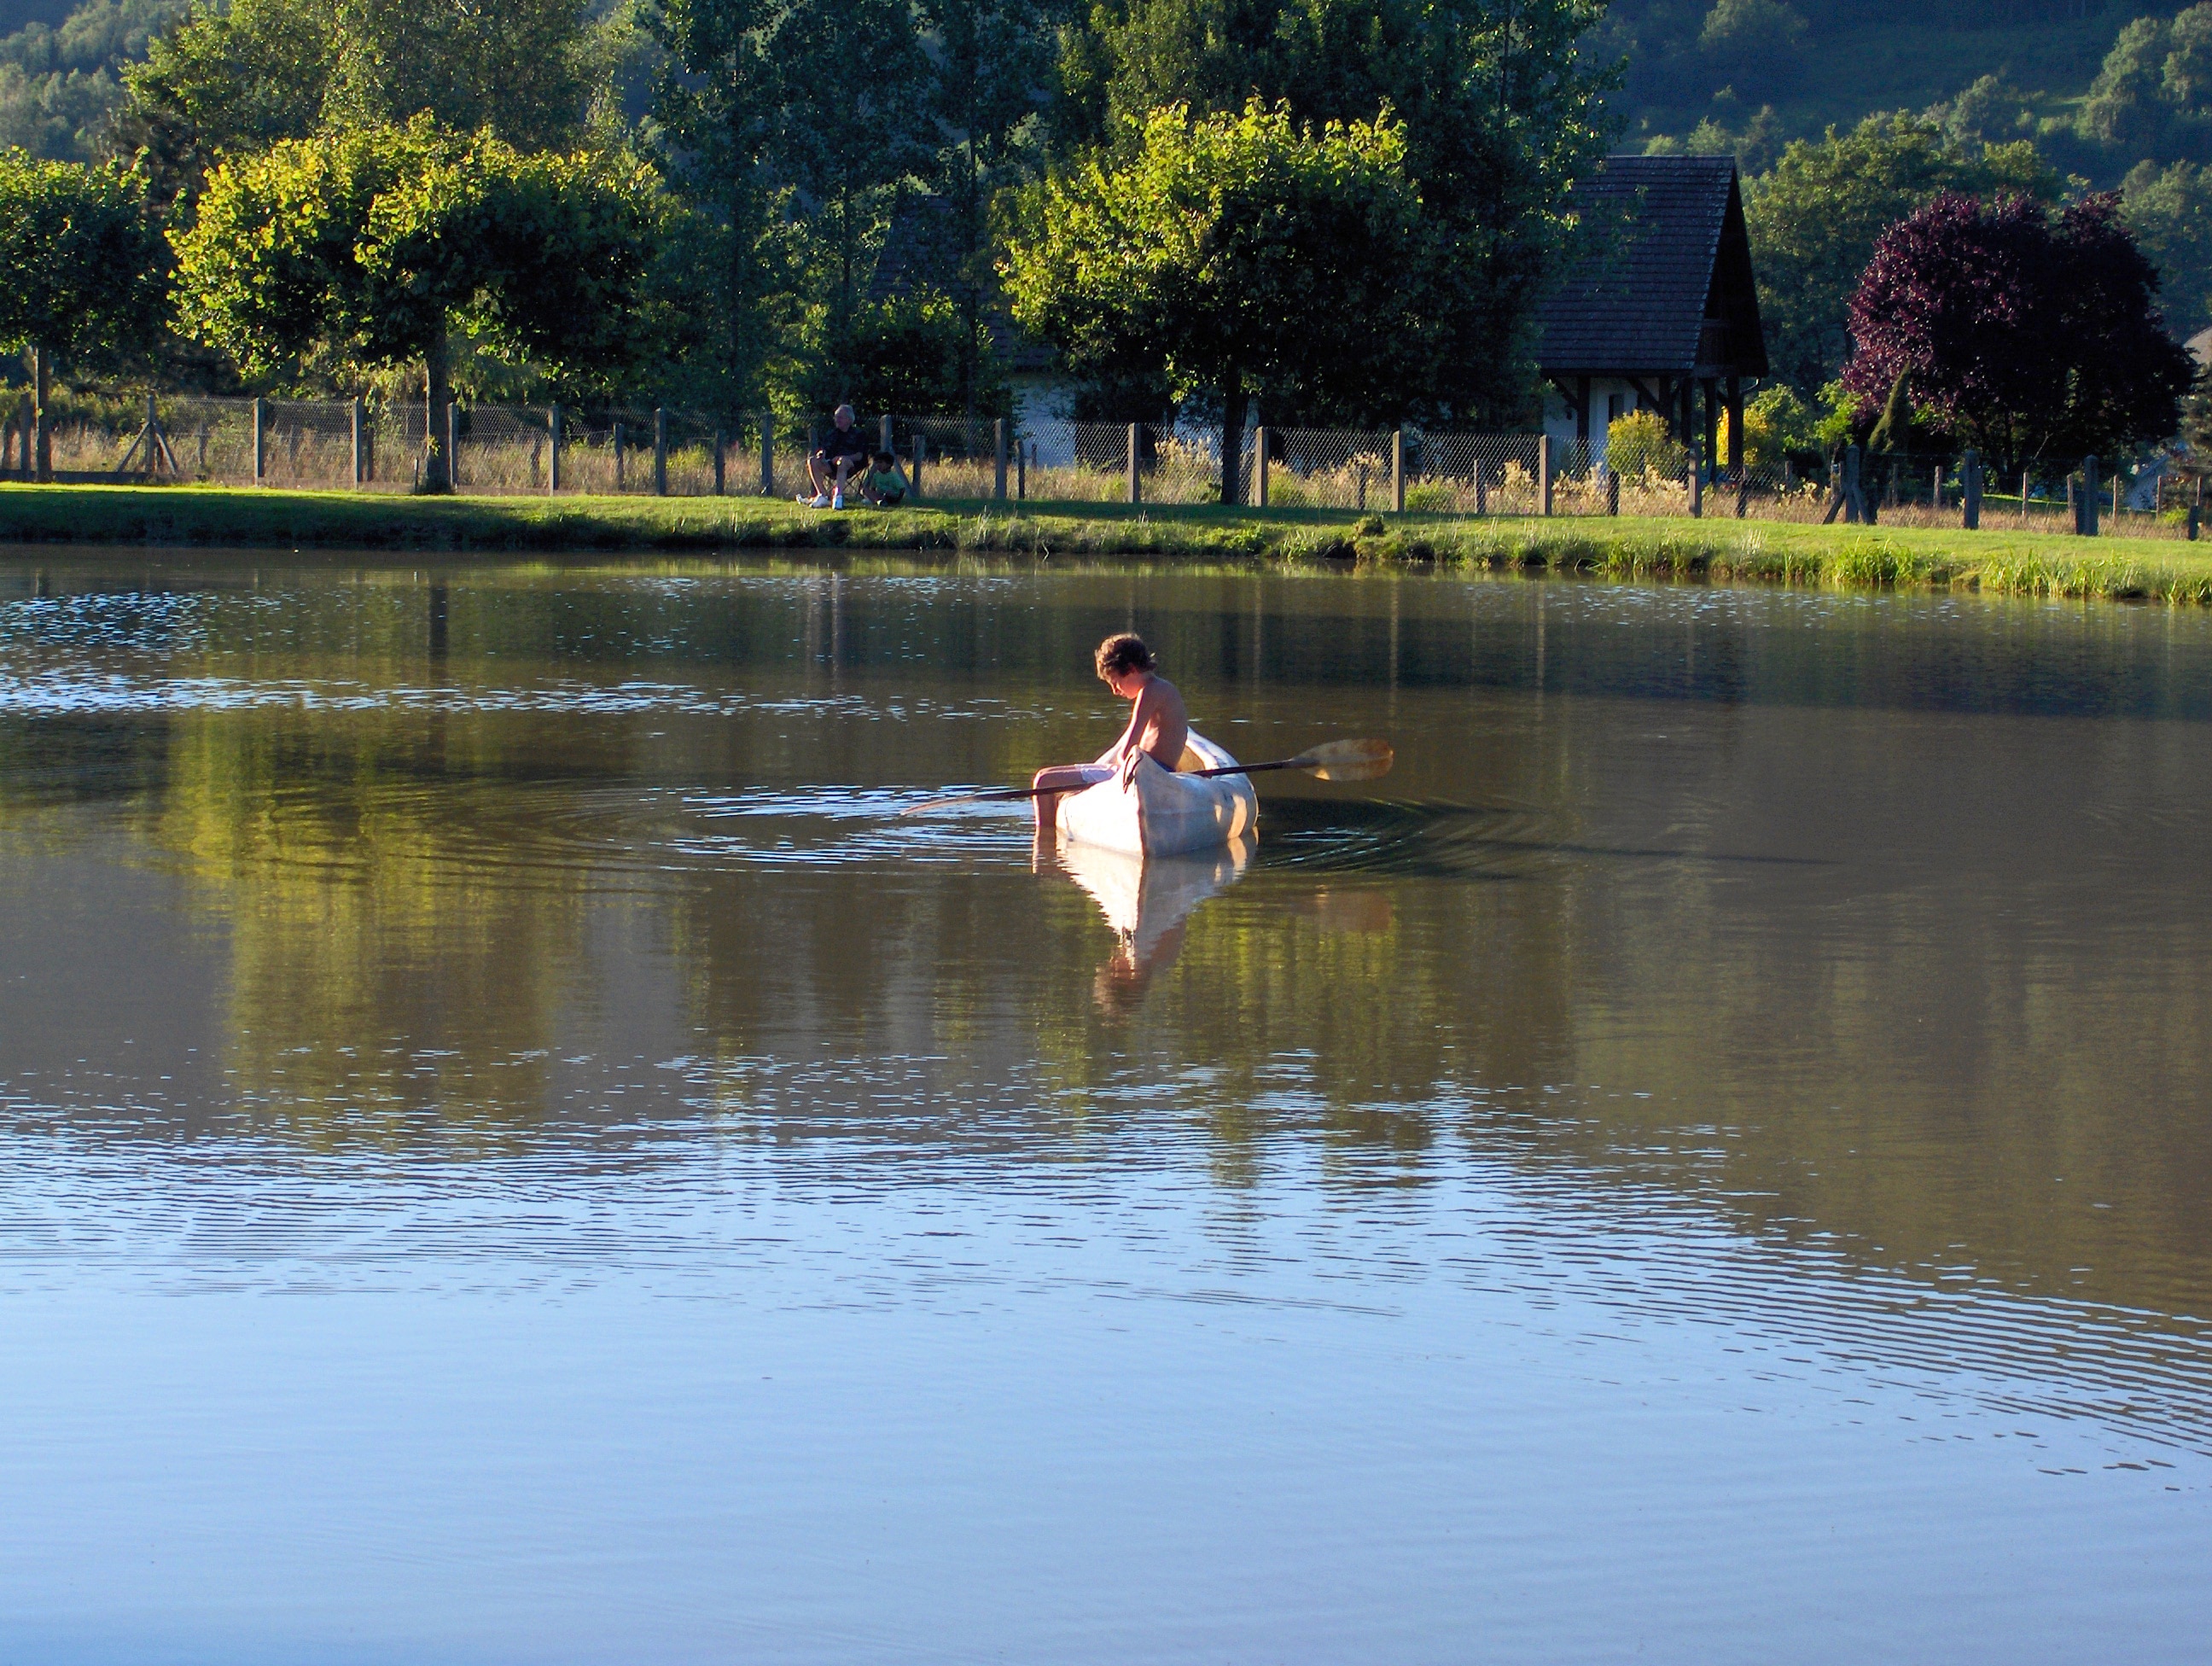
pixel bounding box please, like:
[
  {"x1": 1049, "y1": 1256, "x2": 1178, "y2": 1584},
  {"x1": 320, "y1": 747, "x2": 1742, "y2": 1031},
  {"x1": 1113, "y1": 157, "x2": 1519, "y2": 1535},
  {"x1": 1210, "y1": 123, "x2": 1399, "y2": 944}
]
[{"x1": 1605, "y1": 409, "x2": 1688, "y2": 479}]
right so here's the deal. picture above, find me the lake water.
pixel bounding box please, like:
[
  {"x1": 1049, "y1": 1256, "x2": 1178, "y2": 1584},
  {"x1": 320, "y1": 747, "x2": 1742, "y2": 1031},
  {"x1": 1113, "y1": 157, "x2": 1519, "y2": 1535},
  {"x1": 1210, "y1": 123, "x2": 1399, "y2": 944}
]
[{"x1": 1, "y1": 552, "x2": 2208, "y2": 1664}]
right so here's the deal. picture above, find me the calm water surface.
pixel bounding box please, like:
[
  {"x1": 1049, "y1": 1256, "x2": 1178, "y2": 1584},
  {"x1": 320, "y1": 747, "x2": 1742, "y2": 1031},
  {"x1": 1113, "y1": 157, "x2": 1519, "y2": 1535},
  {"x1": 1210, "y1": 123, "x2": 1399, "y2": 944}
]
[{"x1": 1, "y1": 552, "x2": 2208, "y2": 1663}]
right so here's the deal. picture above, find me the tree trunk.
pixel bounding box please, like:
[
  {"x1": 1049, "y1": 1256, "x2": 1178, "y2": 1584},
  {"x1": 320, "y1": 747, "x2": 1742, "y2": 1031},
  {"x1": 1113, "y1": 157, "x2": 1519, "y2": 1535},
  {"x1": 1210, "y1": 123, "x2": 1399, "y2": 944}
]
[
  {"x1": 30, "y1": 343, "x2": 49, "y2": 481},
  {"x1": 1220, "y1": 370, "x2": 1249, "y2": 508},
  {"x1": 421, "y1": 329, "x2": 451, "y2": 492}
]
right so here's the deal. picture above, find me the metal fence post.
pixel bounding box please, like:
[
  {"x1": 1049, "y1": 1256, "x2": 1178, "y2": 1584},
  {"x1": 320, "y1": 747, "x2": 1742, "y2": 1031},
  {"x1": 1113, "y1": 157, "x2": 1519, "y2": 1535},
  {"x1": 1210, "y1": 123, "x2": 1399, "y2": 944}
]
[
  {"x1": 1254, "y1": 426, "x2": 1269, "y2": 508},
  {"x1": 1127, "y1": 423, "x2": 1141, "y2": 505},
  {"x1": 253, "y1": 396, "x2": 267, "y2": 483},
  {"x1": 713, "y1": 429, "x2": 725, "y2": 495},
  {"x1": 548, "y1": 405, "x2": 562, "y2": 493},
  {"x1": 1962, "y1": 448, "x2": 1981, "y2": 530},
  {"x1": 351, "y1": 398, "x2": 365, "y2": 486},
  {"x1": 445, "y1": 402, "x2": 459, "y2": 490},
  {"x1": 994, "y1": 417, "x2": 1008, "y2": 500},
  {"x1": 1391, "y1": 429, "x2": 1406, "y2": 512},
  {"x1": 653, "y1": 408, "x2": 668, "y2": 495},
  {"x1": 760, "y1": 415, "x2": 773, "y2": 497},
  {"x1": 1538, "y1": 434, "x2": 1552, "y2": 516}
]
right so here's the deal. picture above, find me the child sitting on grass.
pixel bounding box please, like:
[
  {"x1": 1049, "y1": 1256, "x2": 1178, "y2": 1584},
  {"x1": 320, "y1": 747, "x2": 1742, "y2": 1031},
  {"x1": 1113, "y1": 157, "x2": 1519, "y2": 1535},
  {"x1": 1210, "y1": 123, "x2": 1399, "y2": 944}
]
[{"x1": 859, "y1": 451, "x2": 910, "y2": 507}]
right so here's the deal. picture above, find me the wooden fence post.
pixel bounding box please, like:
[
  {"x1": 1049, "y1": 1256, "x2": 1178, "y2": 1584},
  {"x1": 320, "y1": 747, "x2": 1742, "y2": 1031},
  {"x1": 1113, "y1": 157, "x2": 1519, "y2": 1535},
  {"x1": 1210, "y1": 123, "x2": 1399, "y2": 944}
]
[
  {"x1": 30, "y1": 344, "x2": 49, "y2": 481},
  {"x1": 614, "y1": 421, "x2": 627, "y2": 492},
  {"x1": 994, "y1": 417, "x2": 1008, "y2": 500},
  {"x1": 445, "y1": 403, "x2": 459, "y2": 490},
  {"x1": 2081, "y1": 456, "x2": 2099, "y2": 536},
  {"x1": 351, "y1": 398, "x2": 365, "y2": 486},
  {"x1": 880, "y1": 414, "x2": 894, "y2": 456},
  {"x1": 912, "y1": 433, "x2": 926, "y2": 500},
  {"x1": 713, "y1": 429, "x2": 725, "y2": 495},
  {"x1": 1537, "y1": 434, "x2": 1551, "y2": 516},
  {"x1": 253, "y1": 396, "x2": 267, "y2": 483},
  {"x1": 1127, "y1": 423, "x2": 1141, "y2": 505},
  {"x1": 1605, "y1": 466, "x2": 1620, "y2": 517},
  {"x1": 1962, "y1": 449, "x2": 1981, "y2": 530},
  {"x1": 653, "y1": 408, "x2": 668, "y2": 495},
  {"x1": 1392, "y1": 429, "x2": 1406, "y2": 512},
  {"x1": 757, "y1": 416, "x2": 772, "y2": 497},
  {"x1": 2021, "y1": 469, "x2": 2030, "y2": 527},
  {"x1": 1254, "y1": 426, "x2": 1269, "y2": 508},
  {"x1": 548, "y1": 405, "x2": 562, "y2": 494},
  {"x1": 2113, "y1": 469, "x2": 2122, "y2": 526},
  {"x1": 1016, "y1": 438, "x2": 1026, "y2": 501},
  {"x1": 1688, "y1": 441, "x2": 1702, "y2": 519}
]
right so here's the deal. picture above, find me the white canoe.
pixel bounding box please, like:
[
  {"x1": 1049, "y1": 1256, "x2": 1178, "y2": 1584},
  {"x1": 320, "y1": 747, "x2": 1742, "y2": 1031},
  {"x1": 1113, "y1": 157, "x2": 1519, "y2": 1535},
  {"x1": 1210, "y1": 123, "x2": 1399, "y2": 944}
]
[{"x1": 1058, "y1": 730, "x2": 1260, "y2": 858}]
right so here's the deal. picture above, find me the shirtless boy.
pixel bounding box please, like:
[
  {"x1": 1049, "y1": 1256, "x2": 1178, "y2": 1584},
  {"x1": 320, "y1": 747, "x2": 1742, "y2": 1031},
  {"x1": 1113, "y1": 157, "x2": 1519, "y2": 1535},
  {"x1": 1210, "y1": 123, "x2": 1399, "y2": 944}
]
[{"x1": 1031, "y1": 632, "x2": 1189, "y2": 832}]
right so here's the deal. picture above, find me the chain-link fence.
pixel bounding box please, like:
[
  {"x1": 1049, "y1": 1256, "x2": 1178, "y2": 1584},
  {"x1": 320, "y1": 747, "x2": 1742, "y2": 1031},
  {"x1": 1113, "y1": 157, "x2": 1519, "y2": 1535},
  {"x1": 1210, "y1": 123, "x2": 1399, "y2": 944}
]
[{"x1": 0, "y1": 390, "x2": 2197, "y2": 538}]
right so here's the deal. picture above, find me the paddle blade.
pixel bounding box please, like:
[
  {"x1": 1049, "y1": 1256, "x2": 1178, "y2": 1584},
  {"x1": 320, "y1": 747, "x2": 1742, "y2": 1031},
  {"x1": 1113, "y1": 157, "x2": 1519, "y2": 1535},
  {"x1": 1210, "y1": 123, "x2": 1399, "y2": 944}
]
[{"x1": 1298, "y1": 737, "x2": 1395, "y2": 782}]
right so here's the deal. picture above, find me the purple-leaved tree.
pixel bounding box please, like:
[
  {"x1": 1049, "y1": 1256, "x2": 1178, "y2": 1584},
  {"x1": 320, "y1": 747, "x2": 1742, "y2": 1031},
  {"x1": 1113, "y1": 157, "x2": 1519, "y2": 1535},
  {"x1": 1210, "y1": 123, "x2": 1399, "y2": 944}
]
[{"x1": 1843, "y1": 192, "x2": 2195, "y2": 474}]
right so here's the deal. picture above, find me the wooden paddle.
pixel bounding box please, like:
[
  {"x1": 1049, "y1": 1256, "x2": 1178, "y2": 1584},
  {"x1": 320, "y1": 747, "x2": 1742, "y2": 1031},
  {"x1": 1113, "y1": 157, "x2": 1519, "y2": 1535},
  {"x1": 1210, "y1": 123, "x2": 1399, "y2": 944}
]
[{"x1": 899, "y1": 737, "x2": 1394, "y2": 815}]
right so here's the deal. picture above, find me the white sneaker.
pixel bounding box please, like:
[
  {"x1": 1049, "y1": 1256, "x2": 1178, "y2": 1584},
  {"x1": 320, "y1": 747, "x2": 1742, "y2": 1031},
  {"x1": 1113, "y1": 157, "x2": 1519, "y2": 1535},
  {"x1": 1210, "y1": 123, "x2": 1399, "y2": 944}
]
[
  {"x1": 830, "y1": 490, "x2": 845, "y2": 510},
  {"x1": 805, "y1": 492, "x2": 830, "y2": 508}
]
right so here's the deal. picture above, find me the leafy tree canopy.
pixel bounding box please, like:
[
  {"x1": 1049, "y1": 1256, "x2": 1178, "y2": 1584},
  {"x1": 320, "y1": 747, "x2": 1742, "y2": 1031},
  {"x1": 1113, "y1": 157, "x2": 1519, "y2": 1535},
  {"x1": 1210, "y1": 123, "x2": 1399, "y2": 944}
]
[
  {"x1": 1745, "y1": 111, "x2": 2062, "y2": 393},
  {"x1": 1005, "y1": 97, "x2": 1426, "y2": 488},
  {"x1": 1051, "y1": 0, "x2": 1612, "y2": 424},
  {"x1": 2122, "y1": 155, "x2": 2212, "y2": 339},
  {"x1": 1842, "y1": 190, "x2": 2194, "y2": 475},
  {"x1": 172, "y1": 117, "x2": 663, "y2": 397},
  {"x1": 0, "y1": 145, "x2": 161, "y2": 363},
  {"x1": 118, "y1": 0, "x2": 606, "y2": 208}
]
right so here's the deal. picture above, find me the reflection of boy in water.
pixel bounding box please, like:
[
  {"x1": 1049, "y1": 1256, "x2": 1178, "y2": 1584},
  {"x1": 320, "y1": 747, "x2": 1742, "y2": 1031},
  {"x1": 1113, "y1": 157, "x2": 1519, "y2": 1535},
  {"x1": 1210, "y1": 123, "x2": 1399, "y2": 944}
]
[{"x1": 1030, "y1": 632, "x2": 1190, "y2": 833}]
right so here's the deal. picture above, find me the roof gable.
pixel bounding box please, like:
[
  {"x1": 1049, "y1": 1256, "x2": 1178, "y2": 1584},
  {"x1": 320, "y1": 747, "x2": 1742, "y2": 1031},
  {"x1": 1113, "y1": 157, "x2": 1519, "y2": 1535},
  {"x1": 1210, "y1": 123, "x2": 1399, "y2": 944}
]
[{"x1": 1538, "y1": 155, "x2": 1767, "y2": 378}]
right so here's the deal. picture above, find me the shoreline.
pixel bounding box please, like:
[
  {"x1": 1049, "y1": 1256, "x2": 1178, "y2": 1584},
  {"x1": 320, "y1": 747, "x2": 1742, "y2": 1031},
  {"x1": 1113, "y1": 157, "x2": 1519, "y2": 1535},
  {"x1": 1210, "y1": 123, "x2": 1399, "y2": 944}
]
[{"x1": 4, "y1": 483, "x2": 2211, "y2": 605}]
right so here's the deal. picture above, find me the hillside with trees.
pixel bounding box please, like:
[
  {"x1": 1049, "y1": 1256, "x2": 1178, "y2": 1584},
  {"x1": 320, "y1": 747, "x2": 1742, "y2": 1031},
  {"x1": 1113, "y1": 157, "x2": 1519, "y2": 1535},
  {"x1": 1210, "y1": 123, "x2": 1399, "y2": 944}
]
[{"x1": 0, "y1": 0, "x2": 2202, "y2": 469}]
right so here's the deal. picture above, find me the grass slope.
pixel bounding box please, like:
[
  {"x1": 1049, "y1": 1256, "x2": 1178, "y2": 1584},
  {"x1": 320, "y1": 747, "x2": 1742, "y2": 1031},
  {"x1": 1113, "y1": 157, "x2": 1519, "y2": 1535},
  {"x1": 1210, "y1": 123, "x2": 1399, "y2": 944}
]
[{"x1": 5, "y1": 482, "x2": 2211, "y2": 604}]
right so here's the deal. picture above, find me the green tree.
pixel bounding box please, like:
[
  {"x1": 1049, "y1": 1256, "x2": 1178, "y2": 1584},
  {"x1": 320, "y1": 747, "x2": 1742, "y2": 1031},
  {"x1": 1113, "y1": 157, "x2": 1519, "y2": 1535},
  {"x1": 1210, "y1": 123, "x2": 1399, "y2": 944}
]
[
  {"x1": 1052, "y1": 0, "x2": 1613, "y2": 426},
  {"x1": 2123, "y1": 157, "x2": 2212, "y2": 340},
  {"x1": 1004, "y1": 99, "x2": 1424, "y2": 501},
  {"x1": 1744, "y1": 112, "x2": 2061, "y2": 393},
  {"x1": 915, "y1": 0, "x2": 1053, "y2": 417},
  {"x1": 173, "y1": 119, "x2": 662, "y2": 488},
  {"x1": 1696, "y1": 0, "x2": 1806, "y2": 102},
  {"x1": 0, "y1": 147, "x2": 162, "y2": 475},
  {"x1": 761, "y1": 0, "x2": 928, "y2": 353},
  {"x1": 2075, "y1": 5, "x2": 2212, "y2": 162},
  {"x1": 115, "y1": 0, "x2": 604, "y2": 209},
  {"x1": 649, "y1": 0, "x2": 787, "y2": 411}
]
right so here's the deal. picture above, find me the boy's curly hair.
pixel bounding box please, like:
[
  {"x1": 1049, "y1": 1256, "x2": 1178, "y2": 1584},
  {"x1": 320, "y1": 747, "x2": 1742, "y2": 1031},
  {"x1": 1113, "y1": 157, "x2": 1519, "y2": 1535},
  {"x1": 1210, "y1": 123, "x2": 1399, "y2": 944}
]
[{"x1": 1094, "y1": 632, "x2": 1156, "y2": 680}]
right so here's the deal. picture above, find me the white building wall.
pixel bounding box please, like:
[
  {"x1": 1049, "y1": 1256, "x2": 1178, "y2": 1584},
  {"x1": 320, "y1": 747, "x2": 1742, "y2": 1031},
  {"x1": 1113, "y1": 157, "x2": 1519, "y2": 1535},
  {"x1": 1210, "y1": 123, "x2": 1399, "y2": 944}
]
[{"x1": 1540, "y1": 377, "x2": 1646, "y2": 466}]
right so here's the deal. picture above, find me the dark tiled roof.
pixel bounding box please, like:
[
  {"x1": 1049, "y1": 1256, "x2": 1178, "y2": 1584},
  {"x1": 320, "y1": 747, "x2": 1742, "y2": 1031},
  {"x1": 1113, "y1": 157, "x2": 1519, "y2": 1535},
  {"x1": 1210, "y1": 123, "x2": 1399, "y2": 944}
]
[{"x1": 1538, "y1": 155, "x2": 1766, "y2": 378}]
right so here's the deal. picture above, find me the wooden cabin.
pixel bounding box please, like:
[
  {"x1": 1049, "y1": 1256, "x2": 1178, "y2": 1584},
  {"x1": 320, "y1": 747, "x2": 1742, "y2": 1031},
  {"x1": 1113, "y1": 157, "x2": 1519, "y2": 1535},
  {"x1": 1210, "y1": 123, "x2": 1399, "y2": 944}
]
[{"x1": 1536, "y1": 155, "x2": 1768, "y2": 472}]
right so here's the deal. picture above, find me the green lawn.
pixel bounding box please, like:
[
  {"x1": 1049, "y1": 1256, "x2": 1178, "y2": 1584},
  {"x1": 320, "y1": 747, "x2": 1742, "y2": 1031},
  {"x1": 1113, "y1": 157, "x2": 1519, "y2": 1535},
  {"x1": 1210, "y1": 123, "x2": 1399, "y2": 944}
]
[{"x1": 3, "y1": 482, "x2": 2210, "y2": 604}]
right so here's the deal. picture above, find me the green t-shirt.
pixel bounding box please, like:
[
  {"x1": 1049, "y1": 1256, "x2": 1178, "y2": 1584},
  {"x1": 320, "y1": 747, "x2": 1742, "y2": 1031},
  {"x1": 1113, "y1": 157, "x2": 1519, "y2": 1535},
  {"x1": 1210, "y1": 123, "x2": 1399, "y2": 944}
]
[{"x1": 869, "y1": 469, "x2": 905, "y2": 494}]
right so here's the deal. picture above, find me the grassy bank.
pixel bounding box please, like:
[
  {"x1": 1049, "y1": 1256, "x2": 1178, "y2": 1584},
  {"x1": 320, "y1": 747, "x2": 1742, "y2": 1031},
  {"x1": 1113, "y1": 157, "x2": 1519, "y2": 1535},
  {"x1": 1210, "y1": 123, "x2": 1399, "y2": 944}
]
[{"x1": 6, "y1": 482, "x2": 2212, "y2": 605}]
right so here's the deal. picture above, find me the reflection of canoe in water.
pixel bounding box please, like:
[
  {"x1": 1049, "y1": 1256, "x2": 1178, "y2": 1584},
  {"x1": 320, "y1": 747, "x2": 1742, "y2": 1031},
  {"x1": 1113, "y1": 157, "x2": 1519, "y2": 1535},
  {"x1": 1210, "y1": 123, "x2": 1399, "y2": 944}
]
[
  {"x1": 1059, "y1": 730, "x2": 1260, "y2": 858},
  {"x1": 1055, "y1": 830, "x2": 1255, "y2": 972}
]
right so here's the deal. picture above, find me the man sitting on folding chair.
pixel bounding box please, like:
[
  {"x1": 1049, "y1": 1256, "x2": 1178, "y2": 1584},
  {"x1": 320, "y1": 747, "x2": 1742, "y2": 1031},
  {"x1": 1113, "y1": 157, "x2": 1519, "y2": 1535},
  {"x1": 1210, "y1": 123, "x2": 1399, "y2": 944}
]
[{"x1": 806, "y1": 404, "x2": 870, "y2": 509}]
